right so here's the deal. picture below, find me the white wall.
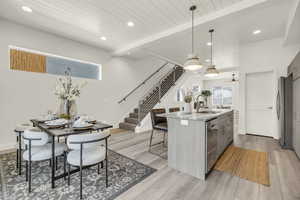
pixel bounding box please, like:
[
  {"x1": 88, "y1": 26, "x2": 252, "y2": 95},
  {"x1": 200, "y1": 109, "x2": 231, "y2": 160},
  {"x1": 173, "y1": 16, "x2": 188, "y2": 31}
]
[
  {"x1": 239, "y1": 38, "x2": 300, "y2": 138},
  {"x1": 0, "y1": 19, "x2": 172, "y2": 150}
]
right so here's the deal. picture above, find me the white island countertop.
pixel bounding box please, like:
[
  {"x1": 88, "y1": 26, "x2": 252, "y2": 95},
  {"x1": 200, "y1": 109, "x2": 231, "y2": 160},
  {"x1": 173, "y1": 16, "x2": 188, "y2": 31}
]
[{"x1": 160, "y1": 109, "x2": 233, "y2": 121}]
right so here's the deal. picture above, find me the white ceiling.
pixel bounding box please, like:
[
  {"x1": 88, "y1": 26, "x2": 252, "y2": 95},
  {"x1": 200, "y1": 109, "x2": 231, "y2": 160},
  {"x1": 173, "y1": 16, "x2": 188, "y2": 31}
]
[
  {"x1": 141, "y1": 0, "x2": 292, "y2": 67},
  {"x1": 0, "y1": 0, "x2": 244, "y2": 51},
  {"x1": 0, "y1": 0, "x2": 296, "y2": 64}
]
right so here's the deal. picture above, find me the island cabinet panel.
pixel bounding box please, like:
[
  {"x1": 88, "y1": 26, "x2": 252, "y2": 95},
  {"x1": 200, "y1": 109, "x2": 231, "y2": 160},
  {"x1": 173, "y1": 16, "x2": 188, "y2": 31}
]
[
  {"x1": 167, "y1": 118, "x2": 206, "y2": 180},
  {"x1": 166, "y1": 110, "x2": 234, "y2": 180}
]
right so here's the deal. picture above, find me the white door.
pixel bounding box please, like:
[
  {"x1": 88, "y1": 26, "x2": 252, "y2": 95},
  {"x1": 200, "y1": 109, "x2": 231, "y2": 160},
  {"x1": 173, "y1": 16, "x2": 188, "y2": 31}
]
[{"x1": 246, "y1": 71, "x2": 274, "y2": 137}]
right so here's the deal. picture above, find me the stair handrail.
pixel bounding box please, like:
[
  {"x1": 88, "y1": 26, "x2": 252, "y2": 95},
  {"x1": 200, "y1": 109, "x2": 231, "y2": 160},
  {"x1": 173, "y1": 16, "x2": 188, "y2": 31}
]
[
  {"x1": 118, "y1": 62, "x2": 169, "y2": 104},
  {"x1": 139, "y1": 64, "x2": 177, "y2": 101},
  {"x1": 137, "y1": 65, "x2": 183, "y2": 124}
]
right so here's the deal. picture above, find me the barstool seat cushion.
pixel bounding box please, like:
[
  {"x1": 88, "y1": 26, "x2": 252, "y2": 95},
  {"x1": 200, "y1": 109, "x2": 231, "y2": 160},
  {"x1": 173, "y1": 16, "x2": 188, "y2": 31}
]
[
  {"x1": 23, "y1": 143, "x2": 66, "y2": 161},
  {"x1": 67, "y1": 146, "x2": 106, "y2": 167}
]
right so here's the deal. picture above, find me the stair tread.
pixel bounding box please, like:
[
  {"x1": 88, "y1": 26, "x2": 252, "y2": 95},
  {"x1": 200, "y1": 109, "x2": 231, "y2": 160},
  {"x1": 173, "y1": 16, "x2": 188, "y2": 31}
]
[
  {"x1": 125, "y1": 117, "x2": 139, "y2": 124},
  {"x1": 119, "y1": 122, "x2": 136, "y2": 131}
]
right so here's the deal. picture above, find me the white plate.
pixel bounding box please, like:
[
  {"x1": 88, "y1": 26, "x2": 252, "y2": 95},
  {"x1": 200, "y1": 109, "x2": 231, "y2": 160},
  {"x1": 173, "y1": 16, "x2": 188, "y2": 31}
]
[
  {"x1": 45, "y1": 119, "x2": 68, "y2": 126},
  {"x1": 73, "y1": 123, "x2": 93, "y2": 128}
]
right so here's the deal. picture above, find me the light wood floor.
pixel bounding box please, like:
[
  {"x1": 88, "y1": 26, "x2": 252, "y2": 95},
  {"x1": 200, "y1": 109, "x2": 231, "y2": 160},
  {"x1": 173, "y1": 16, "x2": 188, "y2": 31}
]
[{"x1": 108, "y1": 131, "x2": 300, "y2": 200}]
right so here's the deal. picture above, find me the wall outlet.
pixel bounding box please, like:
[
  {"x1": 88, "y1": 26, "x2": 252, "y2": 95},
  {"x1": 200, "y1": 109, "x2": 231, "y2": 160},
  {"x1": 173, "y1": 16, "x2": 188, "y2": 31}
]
[{"x1": 180, "y1": 120, "x2": 189, "y2": 126}]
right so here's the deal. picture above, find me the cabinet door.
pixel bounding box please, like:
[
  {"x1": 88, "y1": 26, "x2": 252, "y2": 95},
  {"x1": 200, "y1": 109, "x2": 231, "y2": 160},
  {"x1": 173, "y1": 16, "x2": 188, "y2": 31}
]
[
  {"x1": 224, "y1": 113, "x2": 233, "y2": 146},
  {"x1": 217, "y1": 119, "x2": 226, "y2": 156}
]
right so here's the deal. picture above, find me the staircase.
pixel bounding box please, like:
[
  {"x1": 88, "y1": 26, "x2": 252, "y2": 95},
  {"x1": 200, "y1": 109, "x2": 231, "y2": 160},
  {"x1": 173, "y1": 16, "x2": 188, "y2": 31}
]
[{"x1": 119, "y1": 65, "x2": 185, "y2": 131}]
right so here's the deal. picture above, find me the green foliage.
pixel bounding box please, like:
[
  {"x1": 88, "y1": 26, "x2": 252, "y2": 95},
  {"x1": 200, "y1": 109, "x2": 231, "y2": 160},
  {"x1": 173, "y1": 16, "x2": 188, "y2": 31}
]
[
  {"x1": 184, "y1": 95, "x2": 193, "y2": 103},
  {"x1": 201, "y1": 90, "x2": 212, "y2": 97}
]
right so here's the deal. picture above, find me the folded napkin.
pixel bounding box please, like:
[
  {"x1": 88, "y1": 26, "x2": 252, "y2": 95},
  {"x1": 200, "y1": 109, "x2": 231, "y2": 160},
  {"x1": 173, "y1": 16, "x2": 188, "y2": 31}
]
[
  {"x1": 45, "y1": 119, "x2": 68, "y2": 126},
  {"x1": 73, "y1": 117, "x2": 91, "y2": 128}
]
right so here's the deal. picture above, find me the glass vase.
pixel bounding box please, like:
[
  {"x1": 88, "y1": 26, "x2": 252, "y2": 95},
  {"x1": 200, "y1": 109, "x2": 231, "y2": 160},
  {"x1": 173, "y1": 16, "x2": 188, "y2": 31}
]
[{"x1": 57, "y1": 99, "x2": 77, "y2": 119}]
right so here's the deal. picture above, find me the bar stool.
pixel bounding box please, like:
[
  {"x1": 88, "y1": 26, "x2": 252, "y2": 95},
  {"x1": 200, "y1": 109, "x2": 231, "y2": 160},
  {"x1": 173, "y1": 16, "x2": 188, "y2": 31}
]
[
  {"x1": 149, "y1": 108, "x2": 168, "y2": 151},
  {"x1": 169, "y1": 107, "x2": 180, "y2": 113}
]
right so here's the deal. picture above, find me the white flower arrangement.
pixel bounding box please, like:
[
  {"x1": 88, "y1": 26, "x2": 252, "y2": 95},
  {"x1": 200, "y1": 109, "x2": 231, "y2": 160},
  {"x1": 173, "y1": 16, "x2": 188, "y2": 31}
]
[{"x1": 54, "y1": 68, "x2": 87, "y2": 101}]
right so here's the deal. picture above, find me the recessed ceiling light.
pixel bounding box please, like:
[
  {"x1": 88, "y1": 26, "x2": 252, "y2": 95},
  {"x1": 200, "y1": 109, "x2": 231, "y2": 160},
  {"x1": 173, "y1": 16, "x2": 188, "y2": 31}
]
[
  {"x1": 127, "y1": 21, "x2": 135, "y2": 27},
  {"x1": 22, "y1": 6, "x2": 32, "y2": 13},
  {"x1": 253, "y1": 30, "x2": 261, "y2": 35},
  {"x1": 100, "y1": 36, "x2": 107, "y2": 41},
  {"x1": 205, "y1": 59, "x2": 211, "y2": 63},
  {"x1": 207, "y1": 42, "x2": 212, "y2": 46}
]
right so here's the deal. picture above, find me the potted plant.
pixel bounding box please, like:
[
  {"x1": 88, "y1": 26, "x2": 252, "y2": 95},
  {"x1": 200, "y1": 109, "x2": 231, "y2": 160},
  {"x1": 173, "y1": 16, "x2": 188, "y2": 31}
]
[
  {"x1": 200, "y1": 90, "x2": 212, "y2": 108},
  {"x1": 54, "y1": 68, "x2": 87, "y2": 119}
]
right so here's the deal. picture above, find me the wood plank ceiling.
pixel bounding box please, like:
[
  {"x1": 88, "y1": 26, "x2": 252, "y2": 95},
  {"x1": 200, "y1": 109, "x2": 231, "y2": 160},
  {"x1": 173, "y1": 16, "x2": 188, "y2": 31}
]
[{"x1": 0, "y1": 0, "x2": 244, "y2": 51}]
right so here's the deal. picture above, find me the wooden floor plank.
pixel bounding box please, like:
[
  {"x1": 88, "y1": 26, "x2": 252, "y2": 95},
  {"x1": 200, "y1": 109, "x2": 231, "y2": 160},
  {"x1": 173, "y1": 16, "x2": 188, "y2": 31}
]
[
  {"x1": 3, "y1": 130, "x2": 300, "y2": 200},
  {"x1": 105, "y1": 131, "x2": 300, "y2": 200}
]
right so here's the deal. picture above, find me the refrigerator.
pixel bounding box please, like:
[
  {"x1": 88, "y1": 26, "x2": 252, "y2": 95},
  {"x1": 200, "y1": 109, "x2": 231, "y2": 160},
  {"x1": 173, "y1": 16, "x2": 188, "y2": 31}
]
[{"x1": 277, "y1": 75, "x2": 293, "y2": 149}]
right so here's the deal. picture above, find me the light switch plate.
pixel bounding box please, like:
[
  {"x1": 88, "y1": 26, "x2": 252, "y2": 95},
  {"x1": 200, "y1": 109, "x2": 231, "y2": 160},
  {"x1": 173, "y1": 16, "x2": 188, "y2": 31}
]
[{"x1": 180, "y1": 120, "x2": 189, "y2": 126}]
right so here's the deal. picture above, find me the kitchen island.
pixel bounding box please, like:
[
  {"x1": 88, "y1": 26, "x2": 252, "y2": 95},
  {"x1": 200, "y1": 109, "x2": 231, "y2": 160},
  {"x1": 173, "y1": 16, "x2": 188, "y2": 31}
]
[{"x1": 165, "y1": 110, "x2": 233, "y2": 180}]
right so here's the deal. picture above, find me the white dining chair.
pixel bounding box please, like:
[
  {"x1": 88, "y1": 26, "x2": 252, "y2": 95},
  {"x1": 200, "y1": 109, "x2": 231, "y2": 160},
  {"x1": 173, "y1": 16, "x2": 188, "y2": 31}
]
[
  {"x1": 66, "y1": 132, "x2": 110, "y2": 199},
  {"x1": 23, "y1": 128, "x2": 66, "y2": 192},
  {"x1": 15, "y1": 123, "x2": 33, "y2": 175}
]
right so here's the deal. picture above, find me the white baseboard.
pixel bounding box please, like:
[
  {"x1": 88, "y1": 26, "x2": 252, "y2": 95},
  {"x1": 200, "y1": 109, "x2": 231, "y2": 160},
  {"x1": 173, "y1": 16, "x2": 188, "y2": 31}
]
[{"x1": 0, "y1": 143, "x2": 16, "y2": 152}]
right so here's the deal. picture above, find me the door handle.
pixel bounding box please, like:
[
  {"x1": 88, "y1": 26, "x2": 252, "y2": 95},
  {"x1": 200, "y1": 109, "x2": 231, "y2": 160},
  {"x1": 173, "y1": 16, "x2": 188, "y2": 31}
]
[{"x1": 267, "y1": 106, "x2": 273, "y2": 110}]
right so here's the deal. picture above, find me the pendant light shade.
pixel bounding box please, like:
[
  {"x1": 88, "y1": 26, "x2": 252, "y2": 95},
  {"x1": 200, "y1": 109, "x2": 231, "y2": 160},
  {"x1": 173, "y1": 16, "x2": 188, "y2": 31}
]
[
  {"x1": 184, "y1": 5, "x2": 202, "y2": 71},
  {"x1": 204, "y1": 65, "x2": 219, "y2": 77},
  {"x1": 205, "y1": 29, "x2": 219, "y2": 77},
  {"x1": 184, "y1": 54, "x2": 203, "y2": 71}
]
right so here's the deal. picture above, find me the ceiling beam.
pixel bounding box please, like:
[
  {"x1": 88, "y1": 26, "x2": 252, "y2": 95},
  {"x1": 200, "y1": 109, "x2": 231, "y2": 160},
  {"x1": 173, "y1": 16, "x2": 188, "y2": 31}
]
[
  {"x1": 113, "y1": 0, "x2": 268, "y2": 56},
  {"x1": 142, "y1": 48, "x2": 183, "y2": 66}
]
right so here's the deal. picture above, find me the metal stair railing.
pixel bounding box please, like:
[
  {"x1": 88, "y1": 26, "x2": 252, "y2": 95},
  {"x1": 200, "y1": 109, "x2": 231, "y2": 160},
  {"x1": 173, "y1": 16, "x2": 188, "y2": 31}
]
[
  {"x1": 118, "y1": 62, "x2": 169, "y2": 104},
  {"x1": 137, "y1": 65, "x2": 185, "y2": 124}
]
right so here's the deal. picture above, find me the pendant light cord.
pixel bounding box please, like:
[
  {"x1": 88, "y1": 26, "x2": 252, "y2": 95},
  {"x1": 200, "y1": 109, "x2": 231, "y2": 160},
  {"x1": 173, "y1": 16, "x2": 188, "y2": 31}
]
[
  {"x1": 192, "y1": 8, "x2": 194, "y2": 54},
  {"x1": 190, "y1": 5, "x2": 196, "y2": 55},
  {"x1": 210, "y1": 29, "x2": 213, "y2": 66}
]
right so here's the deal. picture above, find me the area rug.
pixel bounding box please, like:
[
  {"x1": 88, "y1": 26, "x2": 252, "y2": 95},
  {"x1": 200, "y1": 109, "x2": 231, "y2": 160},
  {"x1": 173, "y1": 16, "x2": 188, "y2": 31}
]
[
  {"x1": 214, "y1": 146, "x2": 270, "y2": 186},
  {"x1": 0, "y1": 150, "x2": 156, "y2": 200}
]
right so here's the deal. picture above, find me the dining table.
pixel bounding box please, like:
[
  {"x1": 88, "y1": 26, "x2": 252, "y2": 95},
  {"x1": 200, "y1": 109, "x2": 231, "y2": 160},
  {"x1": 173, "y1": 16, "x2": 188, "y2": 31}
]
[{"x1": 26, "y1": 119, "x2": 113, "y2": 189}]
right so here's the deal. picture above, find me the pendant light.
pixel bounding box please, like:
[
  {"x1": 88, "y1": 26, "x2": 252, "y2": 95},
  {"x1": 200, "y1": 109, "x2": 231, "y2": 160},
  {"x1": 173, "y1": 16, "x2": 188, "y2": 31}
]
[
  {"x1": 204, "y1": 29, "x2": 219, "y2": 77},
  {"x1": 184, "y1": 5, "x2": 203, "y2": 71}
]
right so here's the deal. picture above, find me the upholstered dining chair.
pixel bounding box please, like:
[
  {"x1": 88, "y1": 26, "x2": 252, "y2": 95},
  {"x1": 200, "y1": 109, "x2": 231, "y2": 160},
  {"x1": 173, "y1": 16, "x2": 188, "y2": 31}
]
[
  {"x1": 15, "y1": 123, "x2": 33, "y2": 175},
  {"x1": 169, "y1": 107, "x2": 180, "y2": 113},
  {"x1": 22, "y1": 128, "x2": 66, "y2": 192},
  {"x1": 149, "y1": 108, "x2": 168, "y2": 151},
  {"x1": 66, "y1": 132, "x2": 110, "y2": 199}
]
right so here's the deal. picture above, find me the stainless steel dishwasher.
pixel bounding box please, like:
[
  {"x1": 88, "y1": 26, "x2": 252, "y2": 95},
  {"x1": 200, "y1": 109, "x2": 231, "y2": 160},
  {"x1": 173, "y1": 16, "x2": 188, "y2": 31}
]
[{"x1": 205, "y1": 118, "x2": 219, "y2": 173}]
